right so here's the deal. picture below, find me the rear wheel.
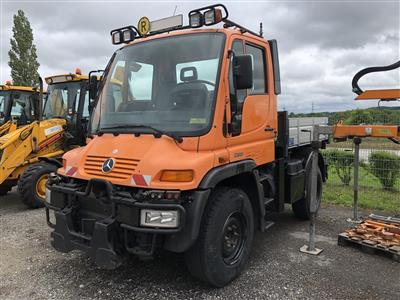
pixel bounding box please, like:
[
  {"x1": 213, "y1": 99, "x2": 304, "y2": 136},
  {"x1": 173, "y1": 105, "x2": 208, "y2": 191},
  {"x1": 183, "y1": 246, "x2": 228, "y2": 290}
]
[
  {"x1": 18, "y1": 163, "x2": 58, "y2": 209},
  {"x1": 292, "y1": 168, "x2": 322, "y2": 219},
  {"x1": 185, "y1": 187, "x2": 254, "y2": 287}
]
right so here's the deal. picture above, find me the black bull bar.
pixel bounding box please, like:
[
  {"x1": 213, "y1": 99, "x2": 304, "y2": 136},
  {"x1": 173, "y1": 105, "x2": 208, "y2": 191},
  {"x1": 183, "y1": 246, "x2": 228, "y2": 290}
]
[{"x1": 45, "y1": 178, "x2": 189, "y2": 269}]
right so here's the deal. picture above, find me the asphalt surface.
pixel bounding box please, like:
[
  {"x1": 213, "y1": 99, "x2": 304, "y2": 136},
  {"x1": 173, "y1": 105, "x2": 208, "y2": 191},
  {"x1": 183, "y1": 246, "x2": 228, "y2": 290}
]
[{"x1": 0, "y1": 189, "x2": 399, "y2": 300}]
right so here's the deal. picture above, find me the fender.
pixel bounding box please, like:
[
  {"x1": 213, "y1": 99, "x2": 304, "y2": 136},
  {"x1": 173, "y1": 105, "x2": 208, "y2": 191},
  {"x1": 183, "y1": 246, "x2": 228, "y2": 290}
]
[
  {"x1": 199, "y1": 159, "x2": 257, "y2": 188},
  {"x1": 39, "y1": 157, "x2": 63, "y2": 168},
  {"x1": 199, "y1": 159, "x2": 265, "y2": 230},
  {"x1": 165, "y1": 160, "x2": 266, "y2": 252}
]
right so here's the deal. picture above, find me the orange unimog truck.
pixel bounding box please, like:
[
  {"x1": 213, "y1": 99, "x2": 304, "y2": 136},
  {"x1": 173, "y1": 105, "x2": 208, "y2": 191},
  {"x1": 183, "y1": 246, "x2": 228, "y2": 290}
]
[{"x1": 45, "y1": 4, "x2": 328, "y2": 287}]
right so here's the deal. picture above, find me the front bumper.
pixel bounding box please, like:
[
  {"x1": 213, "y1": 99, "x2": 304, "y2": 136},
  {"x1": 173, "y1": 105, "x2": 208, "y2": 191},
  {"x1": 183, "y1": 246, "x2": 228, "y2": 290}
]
[{"x1": 46, "y1": 178, "x2": 209, "y2": 269}]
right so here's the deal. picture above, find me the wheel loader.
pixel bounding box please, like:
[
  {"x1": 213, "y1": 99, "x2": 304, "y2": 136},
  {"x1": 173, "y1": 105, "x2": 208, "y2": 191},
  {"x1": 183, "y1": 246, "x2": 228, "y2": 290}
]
[
  {"x1": 0, "y1": 82, "x2": 41, "y2": 137},
  {"x1": 0, "y1": 69, "x2": 97, "y2": 206}
]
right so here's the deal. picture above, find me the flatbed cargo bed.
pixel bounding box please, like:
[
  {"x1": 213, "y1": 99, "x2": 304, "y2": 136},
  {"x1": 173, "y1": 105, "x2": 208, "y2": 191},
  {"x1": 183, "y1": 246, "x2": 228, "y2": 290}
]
[{"x1": 288, "y1": 117, "x2": 329, "y2": 148}]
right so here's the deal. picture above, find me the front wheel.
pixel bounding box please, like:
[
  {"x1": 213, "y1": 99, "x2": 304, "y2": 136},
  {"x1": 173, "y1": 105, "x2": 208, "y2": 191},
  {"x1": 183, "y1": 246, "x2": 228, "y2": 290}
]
[
  {"x1": 185, "y1": 187, "x2": 254, "y2": 287},
  {"x1": 18, "y1": 163, "x2": 58, "y2": 209}
]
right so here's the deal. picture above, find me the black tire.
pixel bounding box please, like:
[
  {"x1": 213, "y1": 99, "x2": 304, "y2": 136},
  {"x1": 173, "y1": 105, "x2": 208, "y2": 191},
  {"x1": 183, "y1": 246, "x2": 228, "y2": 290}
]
[
  {"x1": 18, "y1": 163, "x2": 58, "y2": 209},
  {"x1": 184, "y1": 187, "x2": 254, "y2": 287},
  {"x1": 0, "y1": 183, "x2": 13, "y2": 197},
  {"x1": 292, "y1": 168, "x2": 322, "y2": 219}
]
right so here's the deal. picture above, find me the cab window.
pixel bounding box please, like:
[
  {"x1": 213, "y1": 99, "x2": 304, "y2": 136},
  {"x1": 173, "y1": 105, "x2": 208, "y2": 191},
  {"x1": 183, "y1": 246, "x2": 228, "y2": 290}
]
[
  {"x1": 11, "y1": 92, "x2": 34, "y2": 123},
  {"x1": 246, "y1": 43, "x2": 267, "y2": 94}
]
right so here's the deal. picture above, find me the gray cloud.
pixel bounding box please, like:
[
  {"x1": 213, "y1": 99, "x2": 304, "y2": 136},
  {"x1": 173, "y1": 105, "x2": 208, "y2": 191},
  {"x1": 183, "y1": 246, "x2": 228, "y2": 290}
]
[{"x1": 1, "y1": 0, "x2": 399, "y2": 113}]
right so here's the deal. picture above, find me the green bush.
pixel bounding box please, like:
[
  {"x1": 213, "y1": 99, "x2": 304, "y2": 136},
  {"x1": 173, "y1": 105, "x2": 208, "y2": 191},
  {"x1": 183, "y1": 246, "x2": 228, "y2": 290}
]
[
  {"x1": 368, "y1": 151, "x2": 400, "y2": 190},
  {"x1": 323, "y1": 149, "x2": 354, "y2": 185}
]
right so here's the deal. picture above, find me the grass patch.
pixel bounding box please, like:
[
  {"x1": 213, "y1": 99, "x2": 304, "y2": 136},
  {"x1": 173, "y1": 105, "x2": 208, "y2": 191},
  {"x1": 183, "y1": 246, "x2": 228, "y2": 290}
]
[{"x1": 322, "y1": 166, "x2": 400, "y2": 213}]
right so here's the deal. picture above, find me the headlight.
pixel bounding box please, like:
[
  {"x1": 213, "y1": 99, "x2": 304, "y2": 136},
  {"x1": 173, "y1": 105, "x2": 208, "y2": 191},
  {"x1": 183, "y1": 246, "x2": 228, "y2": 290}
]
[{"x1": 140, "y1": 209, "x2": 179, "y2": 228}]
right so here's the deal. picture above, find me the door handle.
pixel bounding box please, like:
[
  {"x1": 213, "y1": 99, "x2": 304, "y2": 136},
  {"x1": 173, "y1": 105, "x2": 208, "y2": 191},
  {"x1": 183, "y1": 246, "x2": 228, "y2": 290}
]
[{"x1": 265, "y1": 127, "x2": 275, "y2": 132}]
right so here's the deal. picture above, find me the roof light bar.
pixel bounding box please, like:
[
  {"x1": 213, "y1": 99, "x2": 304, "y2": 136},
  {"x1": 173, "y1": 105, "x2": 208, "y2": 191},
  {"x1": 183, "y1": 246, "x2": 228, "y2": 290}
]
[{"x1": 109, "y1": 4, "x2": 261, "y2": 45}]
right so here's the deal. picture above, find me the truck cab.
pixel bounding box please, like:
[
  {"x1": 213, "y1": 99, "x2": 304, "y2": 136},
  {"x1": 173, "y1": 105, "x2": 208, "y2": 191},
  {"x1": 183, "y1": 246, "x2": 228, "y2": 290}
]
[{"x1": 45, "y1": 4, "x2": 326, "y2": 287}]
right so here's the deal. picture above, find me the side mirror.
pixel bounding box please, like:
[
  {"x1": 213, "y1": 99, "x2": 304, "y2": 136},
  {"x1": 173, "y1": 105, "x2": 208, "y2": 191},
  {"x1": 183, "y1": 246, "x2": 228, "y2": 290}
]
[
  {"x1": 89, "y1": 75, "x2": 98, "y2": 100},
  {"x1": 233, "y1": 54, "x2": 253, "y2": 90}
]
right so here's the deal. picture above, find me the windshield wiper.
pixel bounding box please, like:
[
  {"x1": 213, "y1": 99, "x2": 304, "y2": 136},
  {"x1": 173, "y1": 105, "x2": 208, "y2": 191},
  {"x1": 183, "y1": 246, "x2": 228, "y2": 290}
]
[{"x1": 99, "y1": 124, "x2": 183, "y2": 143}]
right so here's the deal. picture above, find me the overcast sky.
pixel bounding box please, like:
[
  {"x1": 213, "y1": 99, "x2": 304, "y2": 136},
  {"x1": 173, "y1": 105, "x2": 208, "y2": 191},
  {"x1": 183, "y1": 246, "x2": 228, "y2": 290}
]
[{"x1": 0, "y1": 0, "x2": 399, "y2": 112}]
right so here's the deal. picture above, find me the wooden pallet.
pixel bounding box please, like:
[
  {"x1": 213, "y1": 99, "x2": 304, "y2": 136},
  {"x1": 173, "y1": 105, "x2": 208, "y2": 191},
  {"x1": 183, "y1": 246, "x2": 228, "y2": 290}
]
[{"x1": 338, "y1": 233, "x2": 400, "y2": 263}]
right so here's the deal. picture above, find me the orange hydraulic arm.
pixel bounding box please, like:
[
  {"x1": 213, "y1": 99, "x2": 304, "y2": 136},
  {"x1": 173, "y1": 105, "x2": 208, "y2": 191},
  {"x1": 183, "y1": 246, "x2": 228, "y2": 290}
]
[
  {"x1": 333, "y1": 122, "x2": 399, "y2": 141},
  {"x1": 333, "y1": 60, "x2": 400, "y2": 143}
]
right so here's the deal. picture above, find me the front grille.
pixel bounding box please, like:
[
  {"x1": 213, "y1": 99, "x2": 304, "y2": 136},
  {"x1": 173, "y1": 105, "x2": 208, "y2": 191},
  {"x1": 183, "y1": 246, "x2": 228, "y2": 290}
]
[{"x1": 84, "y1": 155, "x2": 140, "y2": 180}]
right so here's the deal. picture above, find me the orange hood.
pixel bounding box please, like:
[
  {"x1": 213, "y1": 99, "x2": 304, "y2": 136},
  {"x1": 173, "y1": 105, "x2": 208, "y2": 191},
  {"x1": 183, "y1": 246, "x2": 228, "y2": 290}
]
[{"x1": 59, "y1": 133, "x2": 216, "y2": 190}]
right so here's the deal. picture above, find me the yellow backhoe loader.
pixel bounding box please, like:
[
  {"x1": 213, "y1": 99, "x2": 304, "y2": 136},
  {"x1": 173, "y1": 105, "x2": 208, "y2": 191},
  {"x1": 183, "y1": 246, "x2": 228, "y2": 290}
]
[
  {"x1": 0, "y1": 82, "x2": 41, "y2": 137},
  {"x1": 0, "y1": 69, "x2": 99, "y2": 207}
]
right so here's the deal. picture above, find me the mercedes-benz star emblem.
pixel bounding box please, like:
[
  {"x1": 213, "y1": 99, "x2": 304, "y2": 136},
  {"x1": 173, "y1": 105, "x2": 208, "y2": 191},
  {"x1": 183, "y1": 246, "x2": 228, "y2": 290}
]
[{"x1": 102, "y1": 158, "x2": 115, "y2": 173}]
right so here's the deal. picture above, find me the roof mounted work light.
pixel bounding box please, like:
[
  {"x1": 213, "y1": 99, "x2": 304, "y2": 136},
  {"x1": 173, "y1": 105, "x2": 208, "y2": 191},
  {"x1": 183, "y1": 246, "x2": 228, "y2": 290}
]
[
  {"x1": 188, "y1": 4, "x2": 228, "y2": 28},
  {"x1": 110, "y1": 26, "x2": 137, "y2": 45},
  {"x1": 189, "y1": 11, "x2": 203, "y2": 28},
  {"x1": 204, "y1": 8, "x2": 223, "y2": 25}
]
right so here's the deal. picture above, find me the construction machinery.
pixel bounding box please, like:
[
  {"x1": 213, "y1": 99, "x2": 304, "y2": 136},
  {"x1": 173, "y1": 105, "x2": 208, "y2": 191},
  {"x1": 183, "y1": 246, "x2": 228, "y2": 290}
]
[
  {"x1": 44, "y1": 4, "x2": 329, "y2": 287},
  {"x1": 0, "y1": 82, "x2": 41, "y2": 137},
  {"x1": 334, "y1": 60, "x2": 400, "y2": 143},
  {"x1": 0, "y1": 69, "x2": 95, "y2": 205}
]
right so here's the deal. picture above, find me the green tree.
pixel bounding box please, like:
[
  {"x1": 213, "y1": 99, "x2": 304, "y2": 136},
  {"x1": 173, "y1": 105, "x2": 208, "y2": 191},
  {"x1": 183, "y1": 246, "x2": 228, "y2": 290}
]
[
  {"x1": 8, "y1": 10, "x2": 40, "y2": 86},
  {"x1": 344, "y1": 109, "x2": 373, "y2": 125}
]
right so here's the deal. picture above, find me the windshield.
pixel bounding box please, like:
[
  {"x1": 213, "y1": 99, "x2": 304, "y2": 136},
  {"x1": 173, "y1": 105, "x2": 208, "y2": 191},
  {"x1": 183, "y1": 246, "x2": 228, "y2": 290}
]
[
  {"x1": 91, "y1": 32, "x2": 225, "y2": 135},
  {"x1": 0, "y1": 91, "x2": 35, "y2": 124},
  {"x1": 44, "y1": 81, "x2": 89, "y2": 119}
]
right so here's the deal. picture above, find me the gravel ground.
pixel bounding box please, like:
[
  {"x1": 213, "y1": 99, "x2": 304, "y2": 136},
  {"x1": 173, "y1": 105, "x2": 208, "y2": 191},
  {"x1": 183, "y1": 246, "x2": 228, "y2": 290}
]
[{"x1": 1, "y1": 189, "x2": 399, "y2": 300}]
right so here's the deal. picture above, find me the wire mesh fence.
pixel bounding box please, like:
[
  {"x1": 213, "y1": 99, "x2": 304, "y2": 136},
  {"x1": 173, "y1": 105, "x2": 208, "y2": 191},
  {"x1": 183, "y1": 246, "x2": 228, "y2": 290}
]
[
  {"x1": 322, "y1": 141, "x2": 400, "y2": 214},
  {"x1": 327, "y1": 110, "x2": 400, "y2": 126}
]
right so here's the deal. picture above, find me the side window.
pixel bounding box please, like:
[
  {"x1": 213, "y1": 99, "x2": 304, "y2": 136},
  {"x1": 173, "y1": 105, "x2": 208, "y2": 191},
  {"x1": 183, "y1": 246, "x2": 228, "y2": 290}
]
[
  {"x1": 0, "y1": 95, "x2": 4, "y2": 119},
  {"x1": 75, "y1": 88, "x2": 90, "y2": 118},
  {"x1": 246, "y1": 44, "x2": 266, "y2": 94},
  {"x1": 82, "y1": 91, "x2": 90, "y2": 117},
  {"x1": 229, "y1": 40, "x2": 246, "y2": 103}
]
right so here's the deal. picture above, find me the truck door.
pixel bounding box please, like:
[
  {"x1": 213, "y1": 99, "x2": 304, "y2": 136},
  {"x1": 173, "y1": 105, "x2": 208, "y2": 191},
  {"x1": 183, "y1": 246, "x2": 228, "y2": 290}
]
[{"x1": 226, "y1": 37, "x2": 276, "y2": 165}]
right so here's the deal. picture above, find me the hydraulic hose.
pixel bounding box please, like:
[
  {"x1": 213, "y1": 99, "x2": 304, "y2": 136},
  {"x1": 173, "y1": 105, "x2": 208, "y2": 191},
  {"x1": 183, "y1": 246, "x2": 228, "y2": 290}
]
[{"x1": 352, "y1": 60, "x2": 400, "y2": 95}]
